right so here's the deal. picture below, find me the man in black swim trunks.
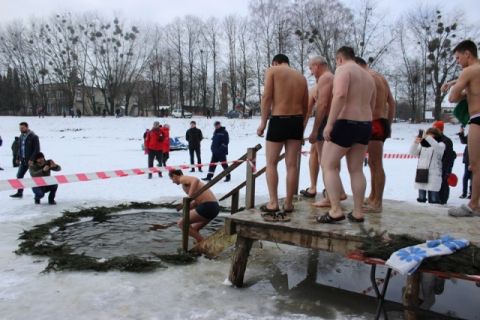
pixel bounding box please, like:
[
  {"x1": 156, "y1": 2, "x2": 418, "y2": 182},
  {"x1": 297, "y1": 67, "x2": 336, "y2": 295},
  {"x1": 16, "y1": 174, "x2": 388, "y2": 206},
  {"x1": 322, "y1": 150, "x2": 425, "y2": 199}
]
[
  {"x1": 444, "y1": 40, "x2": 480, "y2": 217},
  {"x1": 168, "y1": 170, "x2": 220, "y2": 242},
  {"x1": 318, "y1": 46, "x2": 376, "y2": 224},
  {"x1": 257, "y1": 54, "x2": 309, "y2": 213}
]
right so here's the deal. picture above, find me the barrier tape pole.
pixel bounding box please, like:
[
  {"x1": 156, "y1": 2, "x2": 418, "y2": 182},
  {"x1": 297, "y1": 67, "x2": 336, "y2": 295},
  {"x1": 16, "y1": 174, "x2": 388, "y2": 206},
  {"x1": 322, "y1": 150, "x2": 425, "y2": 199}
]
[{"x1": 0, "y1": 159, "x2": 246, "y2": 192}]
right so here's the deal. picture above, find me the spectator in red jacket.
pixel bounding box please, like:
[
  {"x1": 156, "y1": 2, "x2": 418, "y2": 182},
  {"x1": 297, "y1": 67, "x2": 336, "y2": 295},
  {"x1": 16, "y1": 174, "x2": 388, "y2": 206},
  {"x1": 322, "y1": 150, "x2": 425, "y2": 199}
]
[
  {"x1": 145, "y1": 121, "x2": 164, "y2": 178},
  {"x1": 160, "y1": 124, "x2": 170, "y2": 166}
]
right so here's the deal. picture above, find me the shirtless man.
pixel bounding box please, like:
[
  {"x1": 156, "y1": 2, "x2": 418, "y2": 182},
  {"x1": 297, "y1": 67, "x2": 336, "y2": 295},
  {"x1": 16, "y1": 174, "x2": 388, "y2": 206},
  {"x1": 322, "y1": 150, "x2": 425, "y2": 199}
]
[
  {"x1": 307, "y1": 56, "x2": 347, "y2": 207},
  {"x1": 257, "y1": 54, "x2": 309, "y2": 213},
  {"x1": 444, "y1": 40, "x2": 480, "y2": 217},
  {"x1": 355, "y1": 57, "x2": 396, "y2": 213},
  {"x1": 167, "y1": 170, "x2": 220, "y2": 242},
  {"x1": 318, "y1": 46, "x2": 376, "y2": 223}
]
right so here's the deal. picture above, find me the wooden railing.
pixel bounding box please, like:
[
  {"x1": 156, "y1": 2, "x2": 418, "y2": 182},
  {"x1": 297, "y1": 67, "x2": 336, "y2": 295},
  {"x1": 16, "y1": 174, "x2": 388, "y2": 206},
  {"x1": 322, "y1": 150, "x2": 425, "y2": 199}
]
[{"x1": 181, "y1": 143, "x2": 300, "y2": 252}]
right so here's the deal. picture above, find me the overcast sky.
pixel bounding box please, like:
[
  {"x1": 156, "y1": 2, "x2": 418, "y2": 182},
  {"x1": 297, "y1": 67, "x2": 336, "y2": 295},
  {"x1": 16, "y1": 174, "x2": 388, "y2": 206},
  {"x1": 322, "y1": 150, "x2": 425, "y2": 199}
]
[{"x1": 0, "y1": 0, "x2": 478, "y2": 26}]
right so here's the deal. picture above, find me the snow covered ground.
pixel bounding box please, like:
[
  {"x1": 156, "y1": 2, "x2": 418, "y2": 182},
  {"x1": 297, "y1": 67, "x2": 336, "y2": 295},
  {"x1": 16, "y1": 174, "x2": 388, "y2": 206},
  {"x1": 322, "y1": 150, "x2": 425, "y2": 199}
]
[{"x1": 0, "y1": 116, "x2": 477, "y2": 319}]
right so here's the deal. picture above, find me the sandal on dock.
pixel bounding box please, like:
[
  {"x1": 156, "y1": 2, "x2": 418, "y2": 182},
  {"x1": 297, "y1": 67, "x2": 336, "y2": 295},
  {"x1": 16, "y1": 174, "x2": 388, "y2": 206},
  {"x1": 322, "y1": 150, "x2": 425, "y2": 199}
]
[
  {"x1": 260, "y1": 204, "x2": 280, "y2": 213},
  {"x1": 300, "y1": 188, "x2": 316, "y2": 198},
  {"x1": 282, "y1": 205, "x2": 294, "y2": 213},
  {"x1": 316, "y1": 213, "x2": 345, "y2": 224},
  {"x1": 347, "y1": 212, "x2": 364, "y2": 223},
  {"x1": 262, "y1": 211, "x2": 291, "y2": 222}
]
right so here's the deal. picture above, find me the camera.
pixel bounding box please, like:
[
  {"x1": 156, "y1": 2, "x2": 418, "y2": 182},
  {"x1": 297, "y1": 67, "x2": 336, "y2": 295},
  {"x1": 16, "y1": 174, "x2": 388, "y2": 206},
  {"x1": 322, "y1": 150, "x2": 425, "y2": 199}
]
[{"x1": 417, "y1": 129, "x2": 424, "y2": 138}]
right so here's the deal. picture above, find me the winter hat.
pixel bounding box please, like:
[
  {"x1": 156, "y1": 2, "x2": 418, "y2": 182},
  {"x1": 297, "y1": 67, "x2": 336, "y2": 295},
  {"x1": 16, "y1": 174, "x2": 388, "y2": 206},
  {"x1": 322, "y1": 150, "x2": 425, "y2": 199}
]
[
  {"x1": 214, "y1": 121, "x2": 221, "y2": 126},
  {"x1": 433, "y1": 120, "x2": 444, "y2": 132}
]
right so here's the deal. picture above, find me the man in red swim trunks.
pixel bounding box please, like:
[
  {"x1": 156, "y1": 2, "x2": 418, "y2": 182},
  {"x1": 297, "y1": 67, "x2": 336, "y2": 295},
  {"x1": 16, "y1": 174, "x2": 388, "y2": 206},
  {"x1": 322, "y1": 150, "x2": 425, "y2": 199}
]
[{"x1": 355, "y1": 57, "x2": 395, "y2": 213}]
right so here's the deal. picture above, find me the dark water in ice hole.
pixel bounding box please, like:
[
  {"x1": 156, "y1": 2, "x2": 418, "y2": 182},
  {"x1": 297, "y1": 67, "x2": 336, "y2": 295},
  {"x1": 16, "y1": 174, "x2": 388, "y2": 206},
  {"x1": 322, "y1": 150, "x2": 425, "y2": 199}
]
[
  {"x1": 50, "y1": 209, "x2": 480, "y2": 320},
  {"x1": 51, "y1": 210, "x2": 224, "y2": 258}
]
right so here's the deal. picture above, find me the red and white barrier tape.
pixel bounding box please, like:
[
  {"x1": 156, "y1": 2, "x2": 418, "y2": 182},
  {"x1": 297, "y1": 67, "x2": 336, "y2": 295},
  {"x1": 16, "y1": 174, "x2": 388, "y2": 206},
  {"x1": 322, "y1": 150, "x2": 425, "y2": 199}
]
[{"x1": 0, "y1": 159, "x2": 247, "y2": 192}]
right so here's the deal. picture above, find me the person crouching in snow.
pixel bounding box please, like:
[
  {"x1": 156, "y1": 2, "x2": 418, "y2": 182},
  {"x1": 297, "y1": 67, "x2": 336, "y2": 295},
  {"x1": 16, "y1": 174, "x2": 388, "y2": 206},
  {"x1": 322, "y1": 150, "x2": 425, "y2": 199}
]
[
  {"x1": 410, "y1": 128, "x2": 445, "y2": 204},
  {"x1": 29, "y1": 152, "x2": 61, "y2": 205}
]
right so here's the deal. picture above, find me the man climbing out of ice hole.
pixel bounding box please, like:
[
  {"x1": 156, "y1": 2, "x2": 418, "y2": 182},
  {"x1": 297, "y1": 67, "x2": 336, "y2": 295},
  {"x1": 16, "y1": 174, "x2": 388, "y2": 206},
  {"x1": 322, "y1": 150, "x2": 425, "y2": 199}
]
[{"x1": 151, "y1": 170, "x2": 220, "y2": 243}]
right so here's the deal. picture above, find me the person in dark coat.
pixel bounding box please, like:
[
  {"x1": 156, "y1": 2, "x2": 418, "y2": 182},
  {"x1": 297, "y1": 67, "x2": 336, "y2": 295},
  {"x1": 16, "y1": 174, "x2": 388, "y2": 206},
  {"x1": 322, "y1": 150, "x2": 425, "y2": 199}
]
[
  {"x1": 458, "y1": 126, "x2": 472, "y2": 198},
  {"x1": 29, "y1": 152, "x2": 61, "y2": 204},
  {"x1": 10, "y1": 122, "x2": 40, "y2": 198},
  {"x1": 202, "y1": 121, "x2": 230, "y2": 182},
  {"x1": 11, "y1": 137, "x2": 19, "y2": 168},
  {"x1": 186, "y1": 121, "x2": 203, "y2": 172},
  {"x1": 433, "y1": 121, "x2": 456, "y2": 204}
]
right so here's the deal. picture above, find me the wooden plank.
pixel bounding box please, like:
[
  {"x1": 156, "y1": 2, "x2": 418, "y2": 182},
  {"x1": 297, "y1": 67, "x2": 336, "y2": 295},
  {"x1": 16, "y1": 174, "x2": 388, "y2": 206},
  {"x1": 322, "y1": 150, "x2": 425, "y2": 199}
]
[
  {"x1": 403, "y1": 273, "x2": 421, "y2": 320},
  {"x1": 245, "y1": 147, "x2": 256, "y2": 209},
  {"x1": 225, "y1": 197, "x2": 480, "y2": 248},
  {"x1": 219, "y1": 152, "x2": 285, "y2": 202},
  {"x1": 182, "y1": 197, "x2": 191, "y2": 252},
  {"x1": 192, "y1": 143, "x2": 262, "y2": 200},
  {"x1": 235, "y1": 224, "x2": 361, "y2": 255}
]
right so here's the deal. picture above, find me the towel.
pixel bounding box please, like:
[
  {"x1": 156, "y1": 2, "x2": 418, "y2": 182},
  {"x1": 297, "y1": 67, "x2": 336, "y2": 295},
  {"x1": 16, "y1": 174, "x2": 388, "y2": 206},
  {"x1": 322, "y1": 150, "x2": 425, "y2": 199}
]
[{"x1": 385, "y1": 235, "x2": 469, "y2": 275}]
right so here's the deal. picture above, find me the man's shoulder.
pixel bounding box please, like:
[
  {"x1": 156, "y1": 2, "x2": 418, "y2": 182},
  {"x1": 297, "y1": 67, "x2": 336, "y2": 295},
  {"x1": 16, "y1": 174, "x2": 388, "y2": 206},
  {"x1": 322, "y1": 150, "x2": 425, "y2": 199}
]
[
  {"x1": 319, "y1": 72, "x2": 334, "y2": 83},
  {"x1": 462, "y1": 63, "x2": 480, "y2": 77}
]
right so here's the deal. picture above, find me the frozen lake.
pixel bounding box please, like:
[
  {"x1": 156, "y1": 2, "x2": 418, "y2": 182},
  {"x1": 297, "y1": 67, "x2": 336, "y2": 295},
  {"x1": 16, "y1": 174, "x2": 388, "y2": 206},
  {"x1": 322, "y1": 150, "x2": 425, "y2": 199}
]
[{"x1": 0, "y1": 116, "x2": 478, "y2": 319}]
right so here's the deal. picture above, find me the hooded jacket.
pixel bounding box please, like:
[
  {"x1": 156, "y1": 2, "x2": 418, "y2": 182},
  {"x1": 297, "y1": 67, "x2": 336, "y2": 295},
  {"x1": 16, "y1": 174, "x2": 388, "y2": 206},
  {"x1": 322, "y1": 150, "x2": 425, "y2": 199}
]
[{"x1": 211, "y1": 126, "x2": 229, "y2": 157}]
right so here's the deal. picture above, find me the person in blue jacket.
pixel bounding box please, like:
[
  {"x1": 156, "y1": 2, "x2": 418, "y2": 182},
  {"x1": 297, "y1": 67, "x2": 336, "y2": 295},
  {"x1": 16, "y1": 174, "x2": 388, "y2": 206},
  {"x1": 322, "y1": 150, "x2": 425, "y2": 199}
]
[{"x1": 202, "y1": 121, "x2": 230, "y2": 182}]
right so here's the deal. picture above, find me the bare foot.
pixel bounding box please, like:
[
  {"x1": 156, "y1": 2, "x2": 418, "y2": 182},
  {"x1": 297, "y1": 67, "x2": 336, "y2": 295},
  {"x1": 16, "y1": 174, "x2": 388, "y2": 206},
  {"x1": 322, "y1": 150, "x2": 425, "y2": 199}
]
[
  {"x1": 362, "y1": 204, "x2": 382, "y2": 213},
  {"x1": 312, "y1": 195, "x2": 347, "y2": 208}
]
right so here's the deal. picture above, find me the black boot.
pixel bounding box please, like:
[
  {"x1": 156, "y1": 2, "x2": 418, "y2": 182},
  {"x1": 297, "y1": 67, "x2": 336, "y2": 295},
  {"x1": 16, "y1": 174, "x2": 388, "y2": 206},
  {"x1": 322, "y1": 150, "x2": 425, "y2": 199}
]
[
  {"x1": 148, "y1": 173, "x2": 152, "y2": 179},
  {"x1": 224, "y1": 175, "x2": 231, "y2": 182},
  {"x1": 10, "y1": 192, "x2": 23, "y2": 198},
  {"x1": 190, "y1": 168, "x2": 195, "y2": 172}
]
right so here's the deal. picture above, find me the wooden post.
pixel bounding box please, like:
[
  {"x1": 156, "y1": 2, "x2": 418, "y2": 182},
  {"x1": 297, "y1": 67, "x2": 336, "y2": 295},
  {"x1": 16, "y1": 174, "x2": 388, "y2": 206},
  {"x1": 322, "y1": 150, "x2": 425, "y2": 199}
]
[
  {"x1": 245, "y1": 147, "x2": 256, "y2": 209},
  {"x1": 295, "y1": 143, "x2": 302, "y2": 195},
  {"x1": 228, "y1": 235, "x2": 254, "y2": 287},
  {"x1": 403, "y1": 272, "x2": 420, "y2": 320},
  {"x1": 231, "y1": 191, "x2": 239, "y2": 214},
  {"x1": 182, "y1": 197, "x2": 191, "y2": 252}
]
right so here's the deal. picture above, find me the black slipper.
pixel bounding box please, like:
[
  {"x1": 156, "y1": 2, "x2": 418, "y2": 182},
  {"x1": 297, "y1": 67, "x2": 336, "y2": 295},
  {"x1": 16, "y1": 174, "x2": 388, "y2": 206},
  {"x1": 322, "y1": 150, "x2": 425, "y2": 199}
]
[
  {"x1": 347, "y1": 212, "x2": 364, "y2": 223},
  {"x1": 300, "y1": 188, "x2": 316, "y2": 198},
  {"x1": 316, "y1": 212, "x2": 345, "y2": 224},
  {"x1": 260, "y1": 204, "x2": 280, "y2": 213},
  {"x1": 262, "y1": 211, "x2": 291, "y2": 222},
  {"x1": 282, "y1": 205, "x2": 294, "y2": 213}
]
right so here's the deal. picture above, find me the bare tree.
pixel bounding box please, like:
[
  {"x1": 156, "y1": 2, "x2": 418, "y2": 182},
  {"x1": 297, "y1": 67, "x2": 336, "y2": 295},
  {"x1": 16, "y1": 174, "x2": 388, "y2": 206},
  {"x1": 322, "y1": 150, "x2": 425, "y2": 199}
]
[
  {"x1": 305, "y1": 0, "x2": 354, "y2": 70},
  {"x1": 204, "y1": 17, "x2": 220, "y2": 114},
  {"x1": 223, "y1": 15, "x2": 239, "y2": 108},
  {"x1": 408, "y1": 7, "x2": 461, "y2": 119},
  {"x1": 165, "y1": 18, "x2": 185, "y2": 113}
]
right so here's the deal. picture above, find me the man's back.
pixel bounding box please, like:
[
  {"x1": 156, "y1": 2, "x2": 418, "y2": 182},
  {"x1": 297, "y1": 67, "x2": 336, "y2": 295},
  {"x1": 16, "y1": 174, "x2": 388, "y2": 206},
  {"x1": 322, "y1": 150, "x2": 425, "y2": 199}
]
[
  {"x1": 267, "y1": 65, "x2": 308, "y2": 116},
  {"x1": 336, "y1": 62, "x2": 375, "y2": 121},
  {"x1": 370, "y1": 71, "x2": 389, "y2": 119}
]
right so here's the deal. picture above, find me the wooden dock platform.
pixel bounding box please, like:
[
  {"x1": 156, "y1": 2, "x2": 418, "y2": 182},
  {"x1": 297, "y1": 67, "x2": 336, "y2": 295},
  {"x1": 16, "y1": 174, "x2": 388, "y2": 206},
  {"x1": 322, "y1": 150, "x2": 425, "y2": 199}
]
[{"x1": 225, "y1": 196, "x2": 480, "y2": 287}]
